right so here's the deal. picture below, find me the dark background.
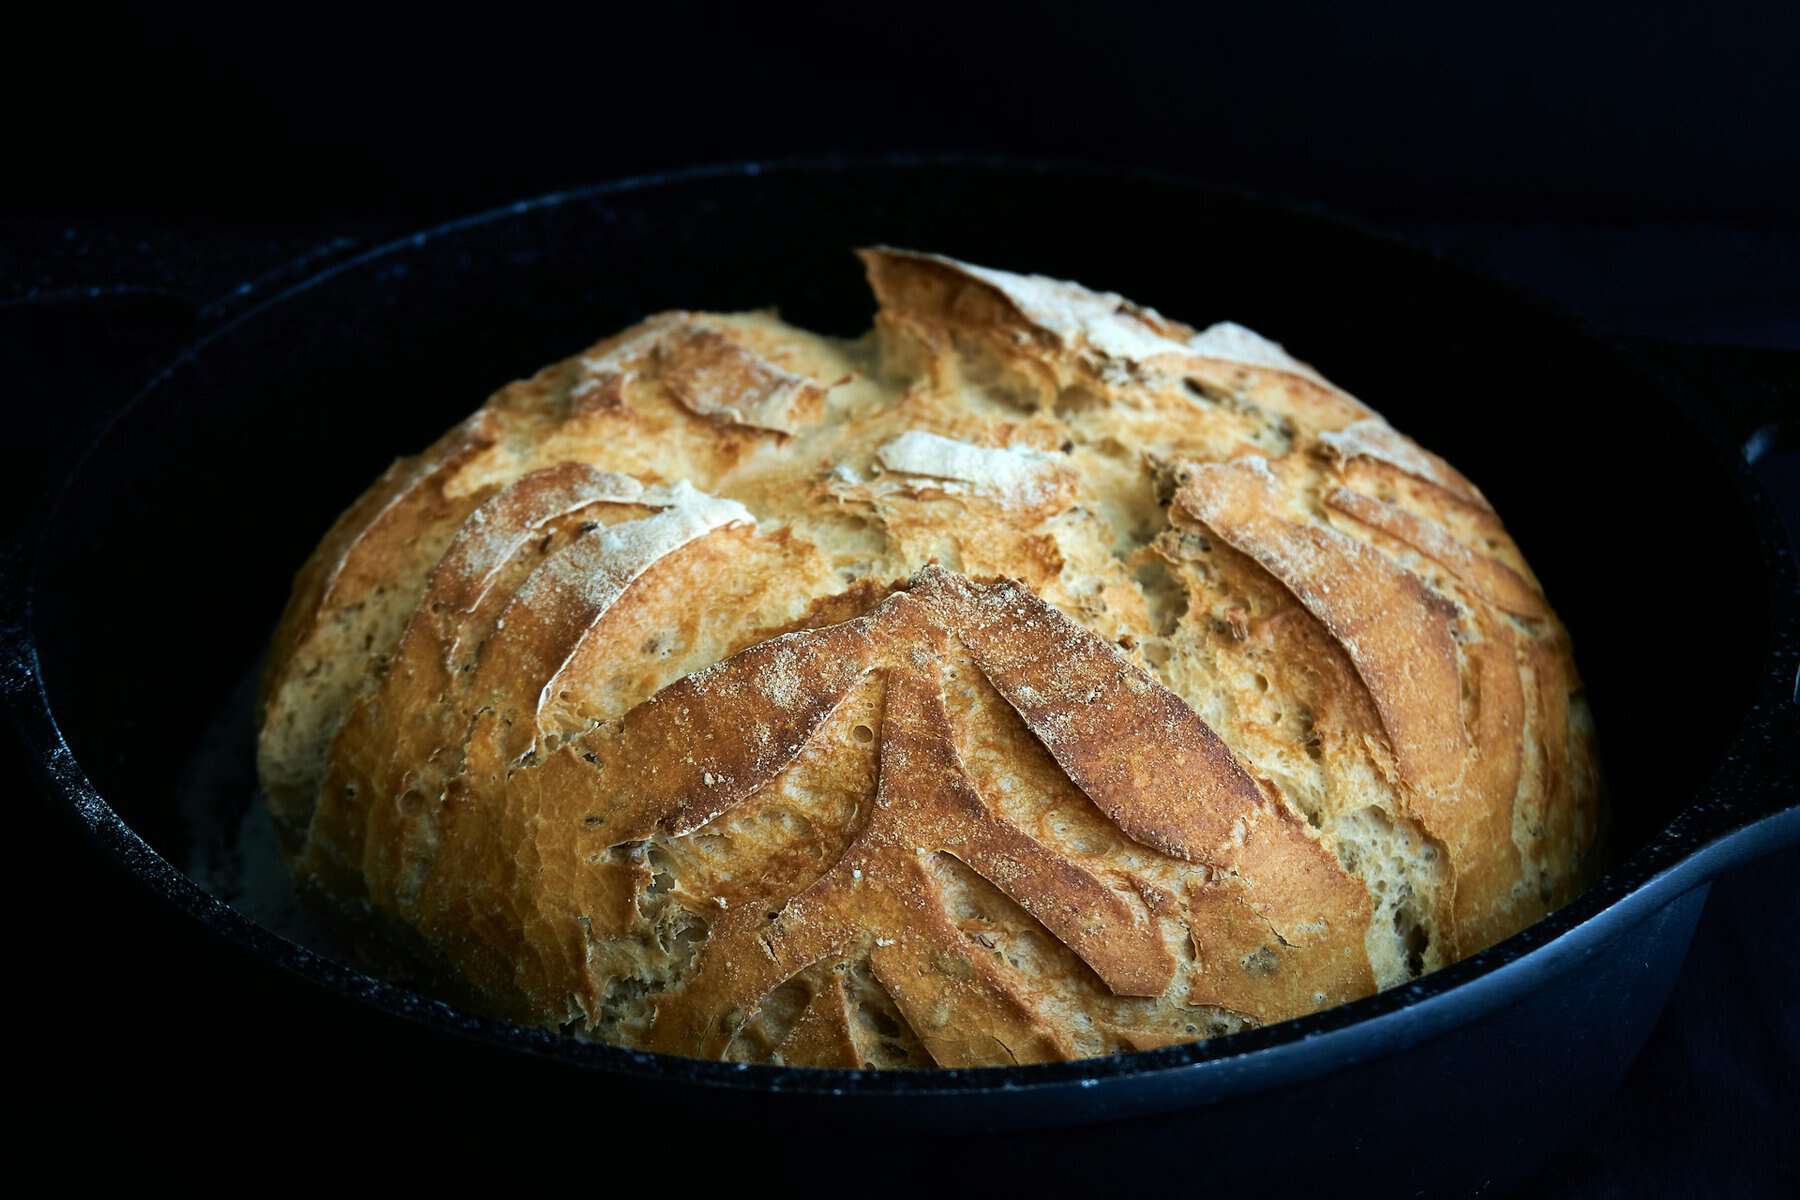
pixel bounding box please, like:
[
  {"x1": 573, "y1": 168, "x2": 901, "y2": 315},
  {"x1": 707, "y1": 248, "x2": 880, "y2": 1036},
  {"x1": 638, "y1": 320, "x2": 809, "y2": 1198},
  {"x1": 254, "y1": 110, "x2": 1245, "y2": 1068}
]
[
  {"x1": 7, "y1": 1, "x2": 1799, "y2": 346},
  {"x1": 5, "y1": 1, "x2": 1796, "y2": 1190}
]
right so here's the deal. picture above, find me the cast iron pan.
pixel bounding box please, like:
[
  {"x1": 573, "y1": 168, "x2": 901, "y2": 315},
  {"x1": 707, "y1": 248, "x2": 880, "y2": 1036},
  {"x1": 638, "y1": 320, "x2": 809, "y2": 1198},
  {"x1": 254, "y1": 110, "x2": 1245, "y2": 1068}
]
[{"x1": 5, "y1": 160, "x2": 1796, "y2": 1192}]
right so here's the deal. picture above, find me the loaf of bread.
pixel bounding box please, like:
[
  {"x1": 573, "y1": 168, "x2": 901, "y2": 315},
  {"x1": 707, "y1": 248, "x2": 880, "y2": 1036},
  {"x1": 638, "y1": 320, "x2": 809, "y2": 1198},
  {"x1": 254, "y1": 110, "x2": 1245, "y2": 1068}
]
[{"x1": 257, "y1": 249, "x2": 1600, "y2": 1066}]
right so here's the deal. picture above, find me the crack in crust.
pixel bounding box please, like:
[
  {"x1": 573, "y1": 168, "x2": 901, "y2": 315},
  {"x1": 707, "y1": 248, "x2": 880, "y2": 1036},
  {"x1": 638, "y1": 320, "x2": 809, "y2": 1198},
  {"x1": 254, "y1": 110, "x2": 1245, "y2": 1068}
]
[
  {"x1": 1316, "y1": 418, "x2": 1490, "y2": 510},
  {"x1": 258, "y1": 412, "x2": 500, "y2": 843},
  {"x1": 655, "y1": 322, "x2": 836, "y2": 434},
  {"x1": 301, "y1": 462, "x2": 649, "y2": 898},
  {"x1": 1324, "y1": 486, "x2": 1548, "y2": 619},
  {"x1": 1175, "y1": 459, "x2": 1468, "y2": 798},
  {"x1": 642, "y1": 632, "x2": 1188, "y2": 1061}
]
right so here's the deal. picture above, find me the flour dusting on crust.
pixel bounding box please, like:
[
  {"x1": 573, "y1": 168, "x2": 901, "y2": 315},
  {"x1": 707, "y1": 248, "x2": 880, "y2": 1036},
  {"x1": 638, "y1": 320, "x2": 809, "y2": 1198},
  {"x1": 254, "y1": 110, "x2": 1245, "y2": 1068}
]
[
  {"x1": 1318, "y1": 418, "x2": 1490, "y2": 508},
  {"x1": 887, "y1": 249, "x2": 1339, "y2": 390},
  {"x1": 924, "y1": 253, "x2": 1193, "y2": 363},
  {"x1": 1187, "y1": 321, "x2": 1330, "y2": 385},
  {"x1": 876, "y1": 431, "x2": 1058, "y2": 507}
]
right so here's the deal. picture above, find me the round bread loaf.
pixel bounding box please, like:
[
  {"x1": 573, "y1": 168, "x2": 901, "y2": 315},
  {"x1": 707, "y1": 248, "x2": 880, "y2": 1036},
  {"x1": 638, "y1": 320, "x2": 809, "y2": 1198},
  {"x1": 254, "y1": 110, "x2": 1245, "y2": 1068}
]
[{"x1": 258, "y1": 249, "x2": 1601, "y2": 1067}]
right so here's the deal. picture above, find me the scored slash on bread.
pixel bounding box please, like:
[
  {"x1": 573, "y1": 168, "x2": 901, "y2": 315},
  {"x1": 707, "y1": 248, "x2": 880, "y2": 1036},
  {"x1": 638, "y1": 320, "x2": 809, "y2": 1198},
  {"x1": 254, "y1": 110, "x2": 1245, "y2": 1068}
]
[{"x1": 258, "y1": 247, "x2": 1600, "y2": 1066}]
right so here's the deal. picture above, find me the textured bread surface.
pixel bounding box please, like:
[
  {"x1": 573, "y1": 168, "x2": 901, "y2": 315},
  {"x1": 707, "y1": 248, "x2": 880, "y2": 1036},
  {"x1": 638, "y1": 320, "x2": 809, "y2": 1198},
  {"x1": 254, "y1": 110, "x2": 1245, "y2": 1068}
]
[{"x1": 258, "y1": 249, "x2": 1600, "y2": 1067}]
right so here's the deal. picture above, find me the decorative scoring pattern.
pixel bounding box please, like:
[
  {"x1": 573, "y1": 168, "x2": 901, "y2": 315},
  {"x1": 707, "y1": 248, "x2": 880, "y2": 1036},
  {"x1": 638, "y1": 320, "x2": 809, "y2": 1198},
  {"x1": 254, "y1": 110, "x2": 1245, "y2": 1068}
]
[{"x1": 258, "y1": 249, "x2": 1599, "y2": 1067}]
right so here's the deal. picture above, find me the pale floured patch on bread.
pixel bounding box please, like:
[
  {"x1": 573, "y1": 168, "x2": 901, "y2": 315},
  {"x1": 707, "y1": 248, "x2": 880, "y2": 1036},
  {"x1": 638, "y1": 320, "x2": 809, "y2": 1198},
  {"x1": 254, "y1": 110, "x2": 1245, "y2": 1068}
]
[{"x1": 874, "y1": 430, "x2": 1061, "y2": 508}]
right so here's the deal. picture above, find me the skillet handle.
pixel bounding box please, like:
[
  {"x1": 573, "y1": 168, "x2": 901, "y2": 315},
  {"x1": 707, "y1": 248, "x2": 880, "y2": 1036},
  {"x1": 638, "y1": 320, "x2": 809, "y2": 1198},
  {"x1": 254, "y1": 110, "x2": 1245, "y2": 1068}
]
[
  {"x1": 4, "y1": 233, "x2": 375, "y2": 527},
  {"x1": 11, "y1": 232, "x2": 371, "y2": 340},
  {"x1": 2, "y1": 234, "x2": 383, "y2": 723},
  {"x1": 5, "y1": 231, "x2": 375, "y2": 453},
  {"x1": 1616, "y1": 339, "x2": 1798, "y2": 464}
]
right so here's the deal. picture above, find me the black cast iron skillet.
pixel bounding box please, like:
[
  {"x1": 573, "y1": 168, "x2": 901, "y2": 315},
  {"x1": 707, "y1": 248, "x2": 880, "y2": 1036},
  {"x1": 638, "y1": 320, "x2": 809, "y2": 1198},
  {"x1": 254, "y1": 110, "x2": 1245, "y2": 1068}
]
[{"x1": 5, "y1": 160, "x2": 1796, "y2": 1192}]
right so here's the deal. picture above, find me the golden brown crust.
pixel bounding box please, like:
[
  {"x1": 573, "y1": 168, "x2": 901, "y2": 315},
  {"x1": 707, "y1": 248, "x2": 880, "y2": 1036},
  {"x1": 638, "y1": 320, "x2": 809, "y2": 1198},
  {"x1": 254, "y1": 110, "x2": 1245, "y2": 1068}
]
[
  {"x1": 1451, "y1": 611, "x2": 1529, "y2": 951},
  {"x1": 1316, "y1": 417, "x2": 1490, "y2": 510},
  {"x1": 258, "y1": 414, "x2": 494, "y2": 711},
  {"x1": 301, "y1": 463, "x2": 651, "y2": 899},
  {"x1": 1324, "y1": 485, "x2": 1549, "y2": 619},
  {"x1": 656, "y1": 321, "x2": 836, "y2": 434},
  {"x1": 259, "y1": 248, "x2": 1599, "y2": 1065},
  {"x1": 1175, "y1": 458, "x2": 1468, "y2": 797},
  {"x1": 773, "y1": 969, "x2": 862, "y2": 1067},
  {"x1": 258, "y1": 413, "x2": 501, "y2": 845}
]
